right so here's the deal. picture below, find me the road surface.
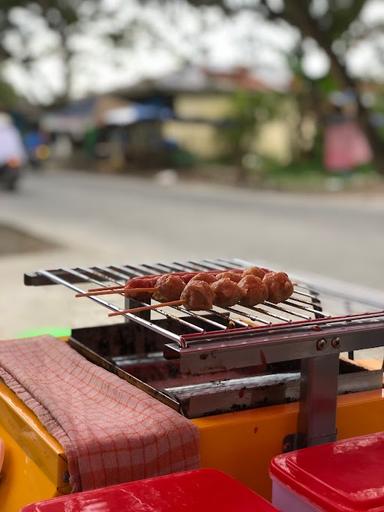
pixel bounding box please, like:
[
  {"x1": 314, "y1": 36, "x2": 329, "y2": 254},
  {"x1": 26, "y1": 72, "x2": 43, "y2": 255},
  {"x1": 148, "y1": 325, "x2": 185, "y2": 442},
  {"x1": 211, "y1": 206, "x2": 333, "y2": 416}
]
[{"x1": 0, "y1": 169, "x2": 383, "y2": 341}]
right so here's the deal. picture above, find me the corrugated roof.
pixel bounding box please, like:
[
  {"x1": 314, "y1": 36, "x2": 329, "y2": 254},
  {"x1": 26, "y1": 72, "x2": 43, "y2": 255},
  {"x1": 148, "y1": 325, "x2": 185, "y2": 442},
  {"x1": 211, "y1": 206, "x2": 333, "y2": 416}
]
[{"x1": 115, "y1": 65, "x2": 276, "y2": 97}]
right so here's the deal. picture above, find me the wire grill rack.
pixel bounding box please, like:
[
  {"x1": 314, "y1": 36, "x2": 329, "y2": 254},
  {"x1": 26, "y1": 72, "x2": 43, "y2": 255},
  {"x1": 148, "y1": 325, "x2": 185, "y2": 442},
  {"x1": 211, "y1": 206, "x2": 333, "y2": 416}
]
[{"x1": 25, "y1": 257, "x2": 384, "y2": 348}]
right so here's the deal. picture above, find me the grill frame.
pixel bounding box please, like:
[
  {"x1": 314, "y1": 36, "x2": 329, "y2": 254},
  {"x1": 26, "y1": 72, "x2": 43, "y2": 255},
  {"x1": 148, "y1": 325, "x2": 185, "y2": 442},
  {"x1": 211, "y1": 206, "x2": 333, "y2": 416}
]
[
  {"x1": 164, "y1": 317, "x2": 384, "y2": 373},
  {"x1": 68, "y1": 323, "x2": 384, "y2": 419}
]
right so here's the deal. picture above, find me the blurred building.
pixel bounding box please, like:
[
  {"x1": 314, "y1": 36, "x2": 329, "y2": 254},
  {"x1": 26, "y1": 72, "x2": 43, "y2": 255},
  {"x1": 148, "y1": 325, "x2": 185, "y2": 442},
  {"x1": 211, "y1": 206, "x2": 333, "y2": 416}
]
[
  {"x1": 41, "y1": 95, "x2": 128, "y2": 137},
  {"x1": 41, "y1": 65, "x2": 300, "y2": 171},
  {"x1": 115, "y1": 65, "x2": 295, "y2": 164},
  {"x1": 41, "y1": 94, "x2": 175, "y2": 170}
]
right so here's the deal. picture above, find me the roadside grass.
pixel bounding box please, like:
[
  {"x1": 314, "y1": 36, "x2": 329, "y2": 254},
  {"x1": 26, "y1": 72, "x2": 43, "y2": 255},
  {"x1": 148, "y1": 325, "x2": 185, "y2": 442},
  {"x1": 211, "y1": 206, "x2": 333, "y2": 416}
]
[
  {"x1": 182, "y1": 158, "x2": 383, "y2": 193},
  {"x1": 249, "y1": 161, "x2": 383, "y2": 193}
]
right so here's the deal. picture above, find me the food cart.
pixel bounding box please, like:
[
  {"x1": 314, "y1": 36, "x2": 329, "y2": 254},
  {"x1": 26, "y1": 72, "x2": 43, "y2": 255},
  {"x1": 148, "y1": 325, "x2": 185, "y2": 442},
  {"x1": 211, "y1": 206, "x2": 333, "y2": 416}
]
[{"x1": 0, "y1": 258, "x2": 383, "y2": 511}]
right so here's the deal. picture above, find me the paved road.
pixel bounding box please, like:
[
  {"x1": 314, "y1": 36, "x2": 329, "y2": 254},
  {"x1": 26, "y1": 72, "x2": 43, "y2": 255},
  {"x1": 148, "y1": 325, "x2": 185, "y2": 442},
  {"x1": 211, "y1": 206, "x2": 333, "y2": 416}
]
[{"x1": 0, "y1": 169, "x2": 384, "y2": 341}]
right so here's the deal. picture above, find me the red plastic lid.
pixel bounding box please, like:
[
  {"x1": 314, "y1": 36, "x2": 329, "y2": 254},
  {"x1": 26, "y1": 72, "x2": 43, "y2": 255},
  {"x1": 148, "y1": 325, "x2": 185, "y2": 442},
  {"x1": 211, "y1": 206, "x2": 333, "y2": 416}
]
[
  {"x1": 22, "y1": 468, "x2": 278, "y2": 512},
  {"x1": 270, "y1": 432, "x2": 384, "y2": 512}
]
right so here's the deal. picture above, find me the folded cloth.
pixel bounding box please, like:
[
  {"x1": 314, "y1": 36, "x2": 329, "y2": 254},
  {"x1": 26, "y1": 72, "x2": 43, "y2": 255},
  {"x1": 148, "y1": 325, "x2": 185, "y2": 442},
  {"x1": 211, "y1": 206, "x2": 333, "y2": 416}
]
[{"x1": 0, "y1": 336, "x2": 200, "y2": 491}]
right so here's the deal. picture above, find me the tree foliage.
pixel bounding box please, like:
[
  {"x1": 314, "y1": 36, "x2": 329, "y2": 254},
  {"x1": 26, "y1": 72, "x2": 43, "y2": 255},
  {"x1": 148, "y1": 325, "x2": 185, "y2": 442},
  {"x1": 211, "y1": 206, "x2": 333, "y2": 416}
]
[
  {"x1": 0, "y1": 1, "x2": 122, "y2": 103},
  {"x1": 0, "y1": 79, "x2": 19, "y2": 108}
]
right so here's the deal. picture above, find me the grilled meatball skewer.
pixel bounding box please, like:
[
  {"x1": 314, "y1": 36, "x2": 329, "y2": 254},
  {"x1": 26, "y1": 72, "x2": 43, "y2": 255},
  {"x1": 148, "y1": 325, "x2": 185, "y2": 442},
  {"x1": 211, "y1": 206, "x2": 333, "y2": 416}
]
[
  {"x1": 79, "y1": 267, "x2": 243, "y2": 298},
  {"x1": 77, "y1": 274, "x2": 184, "y2": 302},
  {"x1": 112, "y1": 277, "x2": 242, "y2": 315},
  {"x1": 109, "y1": 269, "x2": 294, "y2": 317},
  {"x1": 110, "y1": 279, "x2": 214, "y2": 316},
  {"x1": 77, "y1": 270, "x2": 220, "y2": 298},
  {"x1": 79, "y1": 267, "x2": 293, "y2": 308}
]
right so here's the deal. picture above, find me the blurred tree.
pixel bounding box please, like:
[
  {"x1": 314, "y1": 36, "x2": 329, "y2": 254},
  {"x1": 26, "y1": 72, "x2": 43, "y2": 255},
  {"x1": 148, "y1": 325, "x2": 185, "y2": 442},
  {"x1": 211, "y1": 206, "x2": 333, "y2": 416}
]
[
  {"x1": 0, "y1": 79, "x2": 19, "y2": 108},
  {"x1": 258, "y1": 0, "x2": 384, "y2": 173},
  {"x1": 0, "y1": 0, "x2": 123, "y2": 104},
  {"x1": 222, "y1": 90, "x2": 282, "y2": 183},
  {"x1": 149, "y1": 0, "x2": 384, "y2": 172},
  {"x1": 0, "y1": 4, "x2": 21, "y2": 107},
  {"x1": 285, "y1": 41, "x2": 330, "y2": 163}
]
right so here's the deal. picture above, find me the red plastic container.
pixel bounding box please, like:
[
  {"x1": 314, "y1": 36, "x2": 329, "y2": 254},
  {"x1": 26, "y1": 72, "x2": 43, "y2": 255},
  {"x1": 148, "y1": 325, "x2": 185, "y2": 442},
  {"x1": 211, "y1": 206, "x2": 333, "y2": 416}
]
[
  {"x1": 22, "y1": 468, "x2": 278, "y2": 512},
  {"x1": 270, "y1": 432, "x2": 384, "y2": 512}
]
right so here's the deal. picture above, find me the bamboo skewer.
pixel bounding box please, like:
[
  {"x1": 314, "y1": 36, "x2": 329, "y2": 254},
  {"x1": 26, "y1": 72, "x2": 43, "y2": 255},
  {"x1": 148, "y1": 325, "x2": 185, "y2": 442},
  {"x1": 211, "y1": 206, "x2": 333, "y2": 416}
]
[
  {"x1": 235, "y1": 317, "x2": 260, "y2": 328},
  {"x1": 108, "y1": 300, "x2": 184, "y2": 317},
  {"x1": 76, "y1": 287, "x2": 155, "y2": 298}
]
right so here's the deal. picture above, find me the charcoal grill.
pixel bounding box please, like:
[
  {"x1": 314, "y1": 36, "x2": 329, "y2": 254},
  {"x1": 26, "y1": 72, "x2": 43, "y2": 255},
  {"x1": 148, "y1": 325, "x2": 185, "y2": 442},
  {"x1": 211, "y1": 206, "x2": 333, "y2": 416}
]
[{"x1": 25, "y1": 257, "x2": 384, "y2": 449}]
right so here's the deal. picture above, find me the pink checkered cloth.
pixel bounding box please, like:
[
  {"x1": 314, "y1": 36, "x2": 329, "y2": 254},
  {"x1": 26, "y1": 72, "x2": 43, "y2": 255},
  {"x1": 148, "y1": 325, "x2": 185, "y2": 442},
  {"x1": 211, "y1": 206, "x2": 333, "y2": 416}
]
[{"x1": 0, "y1": 335, "x2": 200, "y2": 492}]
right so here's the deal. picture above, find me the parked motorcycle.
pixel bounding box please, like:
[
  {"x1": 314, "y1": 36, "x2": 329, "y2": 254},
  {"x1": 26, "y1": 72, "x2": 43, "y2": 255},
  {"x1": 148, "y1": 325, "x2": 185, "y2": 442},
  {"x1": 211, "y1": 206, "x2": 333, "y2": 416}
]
[
  {"x1": 0, "y1": 114, "x2": 26, "y2": 192},
  {"x1": 0, "y1": 158, "x2": 23, "y2": 191}
]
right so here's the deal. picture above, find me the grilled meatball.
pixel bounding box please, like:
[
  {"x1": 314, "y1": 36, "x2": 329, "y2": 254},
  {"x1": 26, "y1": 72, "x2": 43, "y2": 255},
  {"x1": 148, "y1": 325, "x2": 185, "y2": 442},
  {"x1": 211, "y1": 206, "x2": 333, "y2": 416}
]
[
  {"x1": 238, "y1": 275, "x2": 268, "y2": 306},
  {"x1": 211, "y1": 278, "x2": 242, "y2": 307},
  {"x1": 190, "y1": 272, "x2": 217, "y2": 284},
  {"x1": 153, "y1": 274, "x2": 185, "y2": 302},
  {"x1": 181, "y1": 280, "x2": 214, "y2": 310},
  {"x1": 242, "y1": 266, "x2": 268, "y2": 279},
  {"x1": 126, "y1": 276, "x2": 158, "y2": 288},
  {"x1": 215, "y1": 271, "x2": 242, "y2": 283},
  {"x1": 263, "y1": 272, "x2": 294, "y2": 304},
  {"x1": 125, "y1": 277, "x2": 156, "y2": 301}
]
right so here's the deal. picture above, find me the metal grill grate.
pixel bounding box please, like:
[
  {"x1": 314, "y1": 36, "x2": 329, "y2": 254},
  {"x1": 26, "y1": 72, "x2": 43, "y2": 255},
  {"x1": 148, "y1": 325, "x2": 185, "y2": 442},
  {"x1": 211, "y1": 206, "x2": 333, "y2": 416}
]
[{"x1": 25, "y1": 257, "x2": 384, "y2": 348}]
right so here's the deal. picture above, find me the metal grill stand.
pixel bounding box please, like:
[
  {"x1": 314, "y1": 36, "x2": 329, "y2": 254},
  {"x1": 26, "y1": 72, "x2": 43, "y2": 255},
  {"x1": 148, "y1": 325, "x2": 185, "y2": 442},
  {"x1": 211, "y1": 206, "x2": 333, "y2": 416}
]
[
  {"x1": 298, "y1": 286, "x2": 339, "y2": 448},
  {"x1": 298, "y1": 353, "x2": 340, "y2": 447}
]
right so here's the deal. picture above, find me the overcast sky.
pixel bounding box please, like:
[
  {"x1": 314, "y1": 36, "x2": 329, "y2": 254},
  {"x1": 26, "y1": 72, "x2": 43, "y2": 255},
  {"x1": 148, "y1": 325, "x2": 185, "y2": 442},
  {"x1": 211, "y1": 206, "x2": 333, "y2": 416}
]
[{"x1": 3, "y1": 0, "x2": 384, "y2": 104}]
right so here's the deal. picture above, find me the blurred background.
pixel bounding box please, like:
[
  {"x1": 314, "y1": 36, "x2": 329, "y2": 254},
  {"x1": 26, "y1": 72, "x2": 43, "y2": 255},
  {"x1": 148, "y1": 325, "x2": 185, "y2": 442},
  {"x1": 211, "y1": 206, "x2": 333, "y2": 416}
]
[{"x1": 0, "y1": 0, "x2": 384, "y2": 337}]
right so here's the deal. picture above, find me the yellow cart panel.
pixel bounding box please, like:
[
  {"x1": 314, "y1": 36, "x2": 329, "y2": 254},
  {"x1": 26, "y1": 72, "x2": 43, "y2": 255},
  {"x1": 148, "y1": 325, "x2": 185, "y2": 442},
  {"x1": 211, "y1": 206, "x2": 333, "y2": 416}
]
[{"x1": 1, "y1": 375, "x2": 382, "y2": 511}]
